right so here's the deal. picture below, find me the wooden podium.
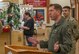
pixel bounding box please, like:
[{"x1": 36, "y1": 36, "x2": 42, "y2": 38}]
[
  {"x1": 0, "y1": 30, "x2": 24, "y2": 54},
  {"x1": 5, "y1": 45, "x2": 52, "y2": 54}
]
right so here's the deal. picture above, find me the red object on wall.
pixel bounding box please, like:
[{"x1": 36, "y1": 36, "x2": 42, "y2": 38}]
[{"x1": 23, "y1": 0, "x2": 47, "y2": 7}]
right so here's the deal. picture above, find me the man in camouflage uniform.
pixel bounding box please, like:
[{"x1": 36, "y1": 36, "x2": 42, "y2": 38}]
[
  {"x1": 62, "y1": 6, "x2": 79, "y2": 54},
  {"x1": 39, "y1": 4, "x2": 73, "y2": 54}
]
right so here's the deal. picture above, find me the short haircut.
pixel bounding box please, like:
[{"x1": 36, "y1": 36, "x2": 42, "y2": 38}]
[
  {"x1": 24, "y1": 12, "x2": 31, "y2": 17},
  {"x1": 49, "y1": 4, "x2": 62, "y2": 14},
  {"x1": 63, "y1": 6, "x2": 71, "y2": 10}
]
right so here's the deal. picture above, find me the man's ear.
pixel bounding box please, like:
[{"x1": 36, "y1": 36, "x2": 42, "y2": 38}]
[{"x1": 57, "y1": 10, "x2": 61, "y2": 14}]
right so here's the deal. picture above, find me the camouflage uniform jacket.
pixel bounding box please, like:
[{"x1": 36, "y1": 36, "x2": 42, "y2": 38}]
[{"x1": 65, "y1": 17, "x2": 79, "y2": 54}]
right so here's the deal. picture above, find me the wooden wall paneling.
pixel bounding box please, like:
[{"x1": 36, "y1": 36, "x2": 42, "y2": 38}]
[
  {"x1": 78, "y1": 3, "x2": 79, "y2": 23},
  {"x1": 47, "y1": 0, "x2": 50, "y2": 23},
  {"x1": 0, "y1": 32, "x2": 10, "y2": 54}
]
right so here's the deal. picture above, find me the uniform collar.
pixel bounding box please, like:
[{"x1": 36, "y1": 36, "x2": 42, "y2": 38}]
[
  {"x1": 64, "y1": 16, "x2": 70, "y2": 21},
  {"x1": 54, "y1": 16, "x2": 65, "y2": 27}
]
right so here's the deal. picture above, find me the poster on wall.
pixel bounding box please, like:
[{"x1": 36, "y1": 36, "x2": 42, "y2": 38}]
[
  {"x1": 33, "y1": 8, "x2": 47, "y2": 27},
  {"x1": 23, "y1": 0, "x2": 47, "y2": 7},
  {"x1": 33, "y1": 9, "x2": 44, "y2": 21}
]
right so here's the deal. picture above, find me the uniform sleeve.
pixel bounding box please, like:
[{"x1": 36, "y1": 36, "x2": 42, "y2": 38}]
[
  {"x1": 59, "y1": 26, "x2": 72, "y2": 53},
  {"x1": 71, "y1": 19, "x2": 79, "y2": 40}
]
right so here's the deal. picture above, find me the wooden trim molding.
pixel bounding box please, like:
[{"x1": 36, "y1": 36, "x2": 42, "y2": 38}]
[
  {"x1": 78, "y1": 3, "x2": 79, "y2": 23},
  {"x1": 47, "y1": 0, "x2": 50, "y2": 23},
  {"x1": 70, "y1": 0, "x2": 76, "y2": 8}
]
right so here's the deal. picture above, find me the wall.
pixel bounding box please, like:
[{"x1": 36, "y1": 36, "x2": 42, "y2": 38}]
[
  {"x1": 50, "y1": 0, "x2": 71, "y2": 7},
  {"x1": 18, "y1": 0, "x2": 23, "y2": 4},
  {"x1": 3, "y1": 0, "x2": 19, "y2": 4},
  {"x1": 15, "y1": 0, "x2": 71, "y2": 7}
]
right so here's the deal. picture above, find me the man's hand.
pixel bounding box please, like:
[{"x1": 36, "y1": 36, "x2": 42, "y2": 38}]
[
  {"x1": 20, "y1": 26, "x2": 30, "y2": 30},
  {"x1": 28, "y1": 37, "x2": 39, "y2": 47},
  {"x1": 54, "y1": 41, "x2": 59, "y2": 52},
  {"x1": 20, "y1": 26, "x2": 24, "y2": 29}
]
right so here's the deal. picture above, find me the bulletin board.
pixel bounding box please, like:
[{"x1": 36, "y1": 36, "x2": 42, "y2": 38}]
[{"x1": 33, "y1": 8, "x2": 47, "y2": 22}]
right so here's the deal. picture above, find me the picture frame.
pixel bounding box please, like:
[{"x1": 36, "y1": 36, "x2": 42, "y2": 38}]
[{"x1": 33, "y1": 7, "x2": 47, "y2": 23}]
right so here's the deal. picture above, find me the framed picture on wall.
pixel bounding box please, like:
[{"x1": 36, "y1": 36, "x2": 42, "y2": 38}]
[
  {"x1": 33, "y1": 9, "x2": 44, "y2": 21},
  {"x1": 33, "y1": 8, "x2": 47, "y2": 24}
]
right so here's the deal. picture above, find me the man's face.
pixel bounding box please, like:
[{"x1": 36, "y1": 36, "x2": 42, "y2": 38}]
[
  {"x1": 62, "y1": 8, "x2": 70, "y2": 17},
  {"x1": 49, "y1": 6, "x2": 58, "y2": 20}
]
